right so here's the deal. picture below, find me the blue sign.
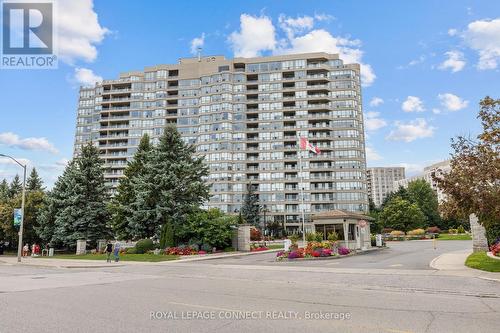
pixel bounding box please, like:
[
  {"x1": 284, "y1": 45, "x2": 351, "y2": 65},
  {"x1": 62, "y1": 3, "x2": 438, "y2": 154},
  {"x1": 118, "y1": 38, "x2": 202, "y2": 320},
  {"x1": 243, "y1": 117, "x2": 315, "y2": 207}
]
[{"x1": 13, "y1": 209, "x2": 22, "y2": 227}]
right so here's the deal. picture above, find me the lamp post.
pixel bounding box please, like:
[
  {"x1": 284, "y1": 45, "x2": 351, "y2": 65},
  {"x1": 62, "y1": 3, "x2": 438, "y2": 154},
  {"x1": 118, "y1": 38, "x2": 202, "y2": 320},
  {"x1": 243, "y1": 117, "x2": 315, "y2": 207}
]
[{"x1": 0, "y1": 154, "x2": 27, "y2": 263}]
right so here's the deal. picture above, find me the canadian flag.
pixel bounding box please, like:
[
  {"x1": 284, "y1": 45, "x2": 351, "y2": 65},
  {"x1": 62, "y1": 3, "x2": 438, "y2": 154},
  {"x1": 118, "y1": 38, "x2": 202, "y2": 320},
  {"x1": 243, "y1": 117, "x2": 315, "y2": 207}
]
[{"x1": 299, "y1": 137, "x2": 321, "y2": 154}]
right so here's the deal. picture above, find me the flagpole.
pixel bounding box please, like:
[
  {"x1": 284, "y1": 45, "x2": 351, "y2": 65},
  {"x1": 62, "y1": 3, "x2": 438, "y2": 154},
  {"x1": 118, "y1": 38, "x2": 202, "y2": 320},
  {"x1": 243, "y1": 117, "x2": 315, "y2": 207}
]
[{"x1": 297, "y1": 138, "x2": 306, "y2": 244}]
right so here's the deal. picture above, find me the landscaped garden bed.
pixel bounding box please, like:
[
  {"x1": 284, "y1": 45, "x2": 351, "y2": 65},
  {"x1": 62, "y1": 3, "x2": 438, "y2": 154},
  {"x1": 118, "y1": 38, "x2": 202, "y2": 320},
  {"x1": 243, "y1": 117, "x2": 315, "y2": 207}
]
[
  {"x1": 382, "y1": 227, "x2": 472, "y2": 241},
  {"x1": 37, "y1": 253, "x2": 179, "y2": 262},
  {"x1": 276, "y1": 240, "x2": 352, "y2": 261}
]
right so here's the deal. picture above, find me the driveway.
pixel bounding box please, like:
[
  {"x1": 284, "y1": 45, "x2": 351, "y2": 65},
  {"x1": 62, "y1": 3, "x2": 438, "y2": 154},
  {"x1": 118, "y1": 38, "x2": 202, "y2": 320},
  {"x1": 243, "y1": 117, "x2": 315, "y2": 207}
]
[{"x1": 190, "y1": 240, "x2": 472, "y2": 270}]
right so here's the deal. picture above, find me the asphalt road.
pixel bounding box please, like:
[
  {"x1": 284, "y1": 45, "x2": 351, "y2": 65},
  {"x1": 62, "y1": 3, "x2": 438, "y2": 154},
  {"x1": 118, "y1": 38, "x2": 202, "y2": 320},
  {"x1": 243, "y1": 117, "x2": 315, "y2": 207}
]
[
  {"x1": 197, "y1": 240, "x2": 472, "y2": 270},
  {"x1": 0, "y1": 240, "x2": 499, "y2": 333}
]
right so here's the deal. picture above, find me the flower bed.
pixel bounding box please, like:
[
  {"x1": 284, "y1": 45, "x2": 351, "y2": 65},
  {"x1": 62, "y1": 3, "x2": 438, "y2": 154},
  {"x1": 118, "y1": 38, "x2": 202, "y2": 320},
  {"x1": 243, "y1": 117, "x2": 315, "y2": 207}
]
[
  {"x1": 276, "y1": 242, "x2": 352, "y2": 261},
  {"x1": 490, "y1": 241, "x2": 500, "y2": 257}
]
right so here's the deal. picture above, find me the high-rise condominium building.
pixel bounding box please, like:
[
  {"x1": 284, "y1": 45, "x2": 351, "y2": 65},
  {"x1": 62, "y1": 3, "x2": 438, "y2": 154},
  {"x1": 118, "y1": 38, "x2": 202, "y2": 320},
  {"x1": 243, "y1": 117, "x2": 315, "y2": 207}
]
[
  {"x1": 366, "y1": 167, "x2": 406, "y2": 207},
  {"x1": 394, "y1": 160, "x2": 450, "y2": 203},
  {"x1": 74, "y1": 52, "x2": 368, "y2": 232}
]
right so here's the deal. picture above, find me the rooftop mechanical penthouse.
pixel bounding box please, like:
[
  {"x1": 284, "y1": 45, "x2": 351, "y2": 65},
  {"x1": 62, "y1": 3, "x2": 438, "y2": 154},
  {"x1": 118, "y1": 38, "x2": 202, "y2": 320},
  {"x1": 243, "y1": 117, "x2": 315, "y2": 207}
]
[{"x1": 74, "y1": 52, "x2": 369, "y2": 232}]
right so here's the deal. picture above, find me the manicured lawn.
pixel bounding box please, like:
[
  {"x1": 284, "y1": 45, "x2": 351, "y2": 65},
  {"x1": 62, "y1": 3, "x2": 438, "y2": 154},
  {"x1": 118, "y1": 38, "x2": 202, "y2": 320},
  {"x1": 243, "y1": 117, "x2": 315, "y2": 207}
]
[
  {"x1": 438, "y1": 234, "x2": 472, "y2": 240},
  {"x1": 267, "y1": 244, "x2": 284, "y2": 250},
  {"x1": 465, "y1": 251, "x2": 500, "y2": 272},
  {"x1": 37, "y1": 253, "x2": 179, "y2": 262}
]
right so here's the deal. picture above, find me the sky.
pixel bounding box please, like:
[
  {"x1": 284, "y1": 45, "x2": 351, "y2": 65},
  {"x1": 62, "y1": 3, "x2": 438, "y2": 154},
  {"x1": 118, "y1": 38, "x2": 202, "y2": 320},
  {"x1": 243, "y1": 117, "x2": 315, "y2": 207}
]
[{"x1": 0, "y1": 0, "x2": 499, "y2": 187}]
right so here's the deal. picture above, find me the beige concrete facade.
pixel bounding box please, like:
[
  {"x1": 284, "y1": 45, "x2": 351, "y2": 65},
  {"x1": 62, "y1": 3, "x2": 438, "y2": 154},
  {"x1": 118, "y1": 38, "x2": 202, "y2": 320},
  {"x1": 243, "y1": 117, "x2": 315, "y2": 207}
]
[
  {"x1": 74, "y1": 52, "x2": 368, "y2": 231},
  {"x1": 394, "y1": 160, "x2": 450, "y2": 203},
  {"x1": 367, "y1": 167, "x2": 405, "y2": 207}
]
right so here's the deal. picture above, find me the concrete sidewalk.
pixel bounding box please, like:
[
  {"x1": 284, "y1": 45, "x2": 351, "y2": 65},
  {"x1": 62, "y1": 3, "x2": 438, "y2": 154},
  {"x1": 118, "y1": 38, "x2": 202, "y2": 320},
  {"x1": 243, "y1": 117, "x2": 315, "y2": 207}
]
[{"x1": 430, "y1": 249, "x2": 500, "y2": 282}]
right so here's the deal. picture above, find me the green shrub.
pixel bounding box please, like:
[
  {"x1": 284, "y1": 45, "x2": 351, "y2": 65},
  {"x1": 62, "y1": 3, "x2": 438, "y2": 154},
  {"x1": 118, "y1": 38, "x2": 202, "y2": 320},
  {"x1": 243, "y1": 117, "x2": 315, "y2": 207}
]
[
  {"x1": 289, "y1": 234, "x2": 300, "y2": 245},
  {"x1": 485, "y1": 224, "x2": 500, "y2": 245},
  {"x1": 135, "y1": 239, "x2": 154, "y2": 254},
  {"x1": 126, "y1": 247, "x2": 137, "y2": 254},
  {"x1": 201, "y1": 243, "x2": 212, "y2": 252},
  {"x1": 327, "y1": 231, "x2": 339, "y2": 242},
  {"x1": 314, "y1": 232, "x2": 323, "y2": 242},
  {"x1": 305, "y1": 232, "x2": 317, "y2": 242},
  {"x1": 448, "y1": 228, "x2": 458, "y2": 234},
  {"x1": 457, "y1": 225, "x2": 465, "y2": 234},
  {"x1": 160, "y1": 222, "x2": 175, "y2": 249},
  {"x1": 407, "y1": 228, "x2": 425, "y2": 236}
]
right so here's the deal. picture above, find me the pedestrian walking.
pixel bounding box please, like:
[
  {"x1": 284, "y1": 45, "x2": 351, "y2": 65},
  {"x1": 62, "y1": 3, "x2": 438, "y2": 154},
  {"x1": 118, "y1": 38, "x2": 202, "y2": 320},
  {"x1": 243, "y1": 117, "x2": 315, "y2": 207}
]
[
  {"x1": 113, "y1": 242, "x2": 121, "y2": 262},
  {"x1": 23, "y1": 243, "x2": 29, "y2": 257},
  {"x1": 105, "y1": 241, "x2": 113, "y2": 263}
]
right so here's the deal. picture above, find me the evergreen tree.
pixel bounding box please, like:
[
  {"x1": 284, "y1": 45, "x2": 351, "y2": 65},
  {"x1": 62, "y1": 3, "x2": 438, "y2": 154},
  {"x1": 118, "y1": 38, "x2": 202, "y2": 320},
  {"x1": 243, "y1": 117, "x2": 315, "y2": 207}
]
[
  {"x1": 26, "y1": 168, "x2": 44, "y2": 192},
  {"x1": 241, "y1": 183, "x2": 260, "y2": 226},
  {"x1": 49, "y1": 143, "x2": 112, "y2": 247},
  {"x1": 36, "y1": 162, "x2": 76, "y2": 245},
  {"x1": 111, "y1": 134, "x2": 152, "y2": 240},
  {"x1": 129, "y1": 125, "x2": 210, "y2": 241},
  {"x1": 8, "y1": 175, "x2": 22, "y2": 198},
  {"x1": 0, "y1": 179, "x2": 8, "y2": 202},
  {"x1": 407, "y1": 179, "x2": 441, "y2": 227}
]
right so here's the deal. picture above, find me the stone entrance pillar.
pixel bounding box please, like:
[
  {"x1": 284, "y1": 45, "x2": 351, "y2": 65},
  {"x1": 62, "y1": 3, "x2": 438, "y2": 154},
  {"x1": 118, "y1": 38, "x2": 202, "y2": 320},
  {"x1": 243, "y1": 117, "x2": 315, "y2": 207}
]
[
  {"x1": 470, "y1": 214, "x2": 488, "y2": 252},
  {"x1": 236, "y1": 224, "x2": 251, "y2": 252}
]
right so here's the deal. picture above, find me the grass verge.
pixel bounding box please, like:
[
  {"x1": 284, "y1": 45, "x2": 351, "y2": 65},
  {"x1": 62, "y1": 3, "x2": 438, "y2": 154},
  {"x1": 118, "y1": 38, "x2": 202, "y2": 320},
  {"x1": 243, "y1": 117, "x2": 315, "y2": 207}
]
[
  {"x1": 465, "y1": 251, "x2": 500, "y2": 272},
  {"x1": 36, "y1": 253, "x2": 179, "y2": 262},
  {"x1": 438, "y1": 234, "x2": 472, "y2": 240}
]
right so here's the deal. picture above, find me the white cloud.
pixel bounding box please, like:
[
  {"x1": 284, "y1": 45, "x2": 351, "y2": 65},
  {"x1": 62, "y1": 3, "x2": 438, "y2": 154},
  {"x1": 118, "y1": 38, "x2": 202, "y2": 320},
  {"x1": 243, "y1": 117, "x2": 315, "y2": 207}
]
[
  {"x1": 462, "y1": 18, "x2": 500, "y2": 70},
  {"x1": 38, "y1": 158, "x2": 70, "y2": 172},
  {"x1": 448, "y1": 28, "x2": 458, "y2": 36},
  {"x1": 369, "y1": 97, "x2": 384, "y2": 107},
  {"x1": 402, "y1": 96, "x2": 425, "y2": 112},
  {"x1": 228, "y1": 13, "x2": 376, "y2": 86},
  {"x1": 276, "y1": 29, "x2": 375, "y2": 86},
  {"x1": 228, "y1": 14, "x2": 277, "y2": 57},
  {"x1": 279, "y1": 15, "x2": 315, "y2": 38},
  {"x1": 438, "y1": 50, "x2": 466, "y2": 72},
  {"x1": 386, "y1": 119, "x2": 435, "y2": 142},
  {"x1": 57, "y1": 0, "x2": 109, "y2": 64},
  {"x1": 438, "y1": 93, "x2": 469, "y2": 111},
  {"x1": 74, "y1": 67, "x2": 102, "y2": 87},
  {"x1": 432, "y1": 108, "x2": 442, "y2": 114},
  {"x1": 364, "y1": 111, "x2": 387, "y2": 131},
  {"x1": 190, "y1": 33, "x2": 205, "y2": 55},
  {"x1": 408, "y1": 55, "x2": 425, "y2": 66},
  {"x1": 314, "y1": 13, "x2": 335, "y2": 22},
  {"x1": 0, "y1": 157, "x2": 31, "y2": 166},
  {"x1": 0, "y1": 132, "x2": 58, "y2": 154},
  {"x1": 365, "y1": 146, "x2": 382, "y2": 162}
]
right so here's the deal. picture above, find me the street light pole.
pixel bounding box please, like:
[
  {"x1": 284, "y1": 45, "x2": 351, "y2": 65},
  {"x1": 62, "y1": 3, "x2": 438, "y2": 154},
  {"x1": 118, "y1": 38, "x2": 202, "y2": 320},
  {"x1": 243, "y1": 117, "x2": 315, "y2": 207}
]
[{"x1": 0, "y1": 154, "x2": 27, "y2": 263}]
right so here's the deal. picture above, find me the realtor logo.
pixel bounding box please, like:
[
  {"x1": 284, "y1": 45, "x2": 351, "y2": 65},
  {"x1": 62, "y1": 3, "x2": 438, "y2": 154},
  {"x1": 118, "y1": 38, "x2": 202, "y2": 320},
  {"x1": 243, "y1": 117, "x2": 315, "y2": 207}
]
[{"x1": 1, "y1": 0, "x2": 57, "y2": 69}]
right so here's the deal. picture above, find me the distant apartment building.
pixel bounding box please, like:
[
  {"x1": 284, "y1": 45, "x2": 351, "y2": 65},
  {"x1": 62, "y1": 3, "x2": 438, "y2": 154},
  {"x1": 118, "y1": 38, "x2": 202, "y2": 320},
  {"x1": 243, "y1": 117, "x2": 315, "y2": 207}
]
[
  {"x1": 393, "y1": 160, "x2": 451, "y2": 203},
  {"x1": 73, "y1": 52, "x2": 369, "y2": 232},
  {"x1": 366, "y1": 167, "x2": 405, "y2": 207}
]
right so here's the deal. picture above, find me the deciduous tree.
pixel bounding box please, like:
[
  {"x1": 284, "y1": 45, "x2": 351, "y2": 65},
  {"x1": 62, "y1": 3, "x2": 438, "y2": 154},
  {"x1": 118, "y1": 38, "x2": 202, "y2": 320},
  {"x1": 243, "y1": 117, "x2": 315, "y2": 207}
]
[{"x1": 433, "y1": 97, "x2": 499, "y2": 243}]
